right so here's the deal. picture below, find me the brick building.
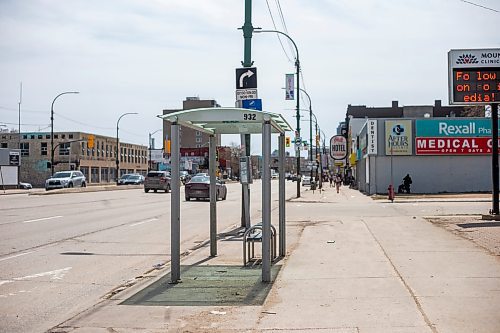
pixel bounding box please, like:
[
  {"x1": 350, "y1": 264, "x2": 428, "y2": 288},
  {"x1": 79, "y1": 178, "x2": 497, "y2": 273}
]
[
  {"x1": 0, "y1": 131, "x2": 148, "y2": 187},
  {"x1": 162, "y1": 97, "x2": 222, "y2": 149}
]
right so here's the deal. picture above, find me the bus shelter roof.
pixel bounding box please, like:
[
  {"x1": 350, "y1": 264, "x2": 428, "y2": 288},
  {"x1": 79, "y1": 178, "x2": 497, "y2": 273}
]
[{"x1": 158, "y1": 107, "x2": 293, "y2": 135}]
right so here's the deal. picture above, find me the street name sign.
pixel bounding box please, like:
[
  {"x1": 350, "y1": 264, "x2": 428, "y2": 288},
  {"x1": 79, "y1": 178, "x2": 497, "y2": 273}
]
[
  {"x1": 236, "y1": 89, "x2": 258, "y2": 101},
  {"x1": 448, "y1": 48, "x2": 500, "y2": 105}
]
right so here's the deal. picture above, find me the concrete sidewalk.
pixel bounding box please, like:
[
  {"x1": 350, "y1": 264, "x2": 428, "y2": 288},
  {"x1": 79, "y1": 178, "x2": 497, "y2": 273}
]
[{"x1": 49, "y1": 185, "x2": 500, "y2": 333}]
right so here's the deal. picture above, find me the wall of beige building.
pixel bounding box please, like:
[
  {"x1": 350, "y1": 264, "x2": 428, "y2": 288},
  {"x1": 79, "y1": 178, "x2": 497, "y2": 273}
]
[{"x1": 0, "y1": 132, "x2": 147, "y2": 187}]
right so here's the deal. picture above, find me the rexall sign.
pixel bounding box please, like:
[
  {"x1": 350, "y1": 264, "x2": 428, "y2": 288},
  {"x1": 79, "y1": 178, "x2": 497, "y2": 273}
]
[{"x1": 416, "y1": 119, "x2": 500, "y2": 155}]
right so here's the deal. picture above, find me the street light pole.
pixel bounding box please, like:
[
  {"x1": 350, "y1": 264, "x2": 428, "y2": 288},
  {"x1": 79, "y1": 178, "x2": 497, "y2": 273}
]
[
  {"x1": 50, "y1": 91, "x2": 79, "y2": 175},
  {"x1": 148, "y1": 129, "x2": 162, "y2": 171},
  {"x1": 254, "y1": 28, "x2": 301, "y2": 198},
  {"x1": 298, "y1": 88, "x2": 314, "y2": 188},
  {"x1": 116, "y1": 112, "x2": 138, "y2": 184}
]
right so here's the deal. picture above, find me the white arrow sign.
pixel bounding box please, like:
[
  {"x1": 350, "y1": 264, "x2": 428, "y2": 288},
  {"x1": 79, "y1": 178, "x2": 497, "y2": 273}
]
[{"x1": 239, "y1": 70, "x2": 254, "y2": 88}]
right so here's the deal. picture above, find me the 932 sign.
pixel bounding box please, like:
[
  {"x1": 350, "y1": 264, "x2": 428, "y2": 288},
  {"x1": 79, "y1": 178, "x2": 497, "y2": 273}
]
[{"x1": 243, "y1": 113, "x2": 256, "y2": 121}]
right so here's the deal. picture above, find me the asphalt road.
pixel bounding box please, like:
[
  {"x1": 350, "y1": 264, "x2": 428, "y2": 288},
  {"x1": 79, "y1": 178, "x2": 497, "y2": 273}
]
[{"x1": 0, "y1": 180, "x2": 296, "y2": 333}]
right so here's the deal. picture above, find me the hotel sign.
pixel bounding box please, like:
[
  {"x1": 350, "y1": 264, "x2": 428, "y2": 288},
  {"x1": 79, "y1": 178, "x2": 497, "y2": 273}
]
[{"x1": 416, "y1": 119, "x2": 500, "y2": 155}]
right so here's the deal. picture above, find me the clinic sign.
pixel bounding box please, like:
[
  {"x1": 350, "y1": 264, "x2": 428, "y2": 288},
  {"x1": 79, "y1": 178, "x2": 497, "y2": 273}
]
[
  {"x1": 416, "y1": 119, "x2": 500, "y2": 155},
  {"x1": 385, "y1": 120, "x2": 412, "y2": 155},
  {"x1": 448, "y1": 48, "x2": 500, "y2": 105}
]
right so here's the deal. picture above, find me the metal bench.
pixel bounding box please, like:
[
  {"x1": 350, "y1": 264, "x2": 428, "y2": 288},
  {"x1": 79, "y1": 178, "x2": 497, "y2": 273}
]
[{"x1": 243, "y1": 223, "x2": 277, "y2": 266}]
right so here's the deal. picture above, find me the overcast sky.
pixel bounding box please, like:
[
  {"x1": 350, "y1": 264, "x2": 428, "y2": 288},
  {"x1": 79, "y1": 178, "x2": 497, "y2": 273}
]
[{"x1": 0, "y1": 0, "x2": 498, "y2": 154}]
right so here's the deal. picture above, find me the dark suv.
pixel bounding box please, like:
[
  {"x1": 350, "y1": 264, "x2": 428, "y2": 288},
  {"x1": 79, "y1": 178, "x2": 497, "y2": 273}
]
[{"x1": 144, "y1": 171, "x2": 171, "y2": 193}]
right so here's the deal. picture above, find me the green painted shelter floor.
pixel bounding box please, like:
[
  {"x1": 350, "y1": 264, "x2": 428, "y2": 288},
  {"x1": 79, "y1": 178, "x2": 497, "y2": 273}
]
[{"x1": 122, "y1": 265, "x2": 281, "y2": 306}]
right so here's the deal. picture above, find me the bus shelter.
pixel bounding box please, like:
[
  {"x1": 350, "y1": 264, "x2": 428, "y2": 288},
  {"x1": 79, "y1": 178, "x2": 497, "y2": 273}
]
[{"x1": 159, "y1": 107, "x2": 292, "y2": 283}]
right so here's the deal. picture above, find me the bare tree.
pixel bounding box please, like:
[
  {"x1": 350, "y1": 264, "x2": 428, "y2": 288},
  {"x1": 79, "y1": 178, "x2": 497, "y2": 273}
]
[{"x1": 462, "y1": 105, "x2": 485, "y2": 117}]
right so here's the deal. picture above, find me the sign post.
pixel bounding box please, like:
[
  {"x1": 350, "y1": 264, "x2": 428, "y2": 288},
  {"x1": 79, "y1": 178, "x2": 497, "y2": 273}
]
[
  {"x1": 235, "y1": 67, "x2": 258, "y2": 229},
  {"x1": 448, "y1": 48, "x2": 500, "y2": 215}
]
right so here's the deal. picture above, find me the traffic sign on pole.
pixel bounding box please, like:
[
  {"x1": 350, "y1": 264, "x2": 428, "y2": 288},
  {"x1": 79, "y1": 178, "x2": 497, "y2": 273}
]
[
  {"x1": 236, "y1": 67, "x2": 257, "y2": 89},
  {"x1": 242, "y1": 98, "x2": 262, "y2": 110}
]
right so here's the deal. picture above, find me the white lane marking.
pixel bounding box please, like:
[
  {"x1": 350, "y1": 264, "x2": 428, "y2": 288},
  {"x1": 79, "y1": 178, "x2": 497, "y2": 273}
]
[
  {"x1": 22, "y1": 216, "x2": 63, "y2": 224},
  {"x1": 130, "y1": 218, "x2": 158, "y2": 227},
  {"x1": 0, "y1": 251, "x2": 35, "y2": 262},
  {"x1": 0, "y1": 280, "x2": 14, "y2": 286},
  {"x1": 14, "y1": 267, "x2": 72, "y2": 281}
]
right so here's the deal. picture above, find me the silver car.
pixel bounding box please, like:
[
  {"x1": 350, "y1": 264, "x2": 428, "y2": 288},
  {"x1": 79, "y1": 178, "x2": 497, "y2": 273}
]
[{"x1": 45, "y1": 171, "x2": 87, "y2": 191}]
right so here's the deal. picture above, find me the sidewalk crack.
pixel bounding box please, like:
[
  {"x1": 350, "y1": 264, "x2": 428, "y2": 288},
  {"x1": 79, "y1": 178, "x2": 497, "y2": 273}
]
[{"x1": 361, "y1": 219, "x2": 439, "y2": 333}]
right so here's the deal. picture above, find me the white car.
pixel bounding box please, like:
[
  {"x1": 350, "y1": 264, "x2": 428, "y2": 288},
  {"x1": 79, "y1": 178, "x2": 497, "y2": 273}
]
[
  {"x1": 45, "y1": 171, "x2": 87, "y2": 191},
  {"x1": 302, "y1": 176, "x2": 311, "y2": 186}
]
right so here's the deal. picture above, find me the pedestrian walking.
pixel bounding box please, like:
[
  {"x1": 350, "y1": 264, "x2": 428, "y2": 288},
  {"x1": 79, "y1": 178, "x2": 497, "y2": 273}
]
[
  {"x1": 329, "y1": 175, "x2": 333, "y2": 187},
  {"x1": 335, "y1": 174, "x2": 342, "y2": 193}
]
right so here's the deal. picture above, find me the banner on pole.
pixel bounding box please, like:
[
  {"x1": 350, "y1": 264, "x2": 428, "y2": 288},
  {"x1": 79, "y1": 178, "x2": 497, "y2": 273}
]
[{"x1": 285, "y1": 74, "x2": 294, "y2": 100}]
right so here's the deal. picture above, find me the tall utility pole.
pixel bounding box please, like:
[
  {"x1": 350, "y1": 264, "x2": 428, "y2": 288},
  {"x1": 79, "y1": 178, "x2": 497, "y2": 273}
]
[
  {"x1": 492, "y1": 103, "x2": 499, "y2": 215},
  {"x1": 254, "y1": 28, "x2": 301, "y2": 198},
  {"x1": 240, "y1": 0, "x2": 254, "y2": 228},
  {"x1": 18, "y1": 82, "x2": 22, "y2": 188}
]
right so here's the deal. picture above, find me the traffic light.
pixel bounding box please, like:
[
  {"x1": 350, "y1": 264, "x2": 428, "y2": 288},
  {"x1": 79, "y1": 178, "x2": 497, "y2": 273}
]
[
  {"x1": 88, "y1": 135, "x2": 95, "y2": 149},
  {"x1": 165, "y1": 140, "x2": 171, "y2": 154},
  {"x1": 285, "y1": 136, "x2": 291, "y2": 147}
]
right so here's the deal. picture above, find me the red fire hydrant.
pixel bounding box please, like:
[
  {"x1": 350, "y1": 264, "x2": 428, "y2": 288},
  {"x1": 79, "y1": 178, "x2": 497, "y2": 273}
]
[{"x1": 388, "y1": 184, "x2": 395, "y2": 202}]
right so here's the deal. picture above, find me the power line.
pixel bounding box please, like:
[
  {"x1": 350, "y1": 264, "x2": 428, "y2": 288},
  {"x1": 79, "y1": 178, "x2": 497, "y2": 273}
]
[
  {"x1": 275, "y1": 0, "x2": 296, "y2": 57},
  {"x1": 54, "y1": 112, "x2": 115, "y2": 130},
  {"x1": 0, "y1": 121, "x2": 49, "y2": 126},
  {"x1": 54, "y1": 112, "x2": 145, "y2": 138},
  {"x1": 460, "y1": 0, "x2": 499, "y2": 12},
  {"x1": 0, "y1": 105, "x2": 47, "y2": 113},
  {"x1": 265, "y1": 0, "x2": 293, "y2": 62}
]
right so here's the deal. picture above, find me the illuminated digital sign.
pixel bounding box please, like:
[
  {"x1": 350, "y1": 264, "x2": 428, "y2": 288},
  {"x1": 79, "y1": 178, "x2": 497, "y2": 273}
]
[{"x1": 448, "y1": 49, "x2": 500, "y2": 105}]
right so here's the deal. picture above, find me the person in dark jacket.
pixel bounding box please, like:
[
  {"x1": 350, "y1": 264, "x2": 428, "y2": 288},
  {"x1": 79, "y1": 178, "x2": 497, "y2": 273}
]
[{"x1": 403, "y1": 174, "x2": 412, "y2": 193}]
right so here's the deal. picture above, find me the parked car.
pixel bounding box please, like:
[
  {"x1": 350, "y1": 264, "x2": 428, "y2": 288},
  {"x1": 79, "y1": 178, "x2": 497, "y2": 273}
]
[
  {"x1": 302, "y1": 176, "x2": 311, "y2": 186},
  {"x1": 185, "y1": 175, "x2": 227, "y2": 201},
  {"x1": 118, "y1": 174, "x2": 144, "y2": 185},
  {"x1": 144, "y1": 171, "x2": 171, "y2": 193},
  {"x1": 45, "y1": 171, "x2": 86, "y2": 191},
  {"x1": 19, "y1": 182, "x2": 32, "y2": 189}
]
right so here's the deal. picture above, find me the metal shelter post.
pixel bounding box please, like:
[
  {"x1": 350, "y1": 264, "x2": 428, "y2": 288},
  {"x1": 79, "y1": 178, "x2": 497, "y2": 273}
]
[
  {"x1": 241, "y1": 134, "x2": 251, "y2": 229},
  {"x1": 170, "y1": 122, "x2": 181, "y2": 283},
  {"x1": 262, "y1": 119, "x2": 272, "y2": 282},
  {"x1": 209, "y1": 135, "x2": 218, "y2": 256},
  {"x1": 278, "y1": 133, "x2": 286, "y2": 257}
]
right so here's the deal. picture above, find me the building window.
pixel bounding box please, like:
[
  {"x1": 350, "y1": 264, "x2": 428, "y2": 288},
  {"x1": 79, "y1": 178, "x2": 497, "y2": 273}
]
[
  {"x1": 195, "y1": 137, "x2": 202, "y2": 143},
  {"x1": 38, "y1": 135, "x2": 42, "y2": 139},
  {"x1": 61, "y1": 134, "x2": 66, "y2": 139},
  {"x1": 22, "y1": 135, "x2": 27, "y2": 139},
  {"x1": 69, "y1": 134, "x2": 74, "y2": 139},
  {"x1": 54, "y1": 134, "x2": 58, "y2": 139},
  {"x1": 20, "y1": 142, "x2": 29, "y2": 156},
  {"x1": 1, "y1": 142, "x2": 7, "y2": 148},
  {"x1": 46, "y1": 135, "x2": 50, "y2": 139},
  {"x1": 59, "y1": 142, "x2": 70, "y2": 155},
  {"x1": 30, "y1": 135, "x2": 35, "y2": 139},
  {"x1": 196, "y1": 131, "x2": 201, "y2": 137},
  {"x1": 41, "y1": 142, "x2": 48, "y2": 155},
  {"x1": 196, "y1": 144, "x2": 201, "y2": 148}
]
